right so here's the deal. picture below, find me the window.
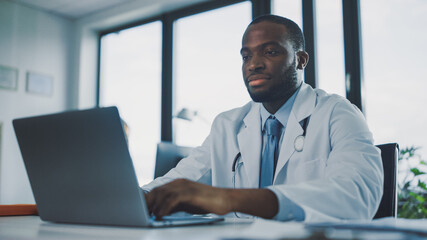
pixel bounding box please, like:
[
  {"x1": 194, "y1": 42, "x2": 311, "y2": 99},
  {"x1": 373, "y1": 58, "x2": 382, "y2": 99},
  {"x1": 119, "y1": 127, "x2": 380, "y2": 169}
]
[
  {"x1": 99, "y1": 21, "x2": 162, "y2": 185},
  {"x1": 173, "y1": 2, "x2": 252, "y2": 147},
  {"x1": 361, "y1": 0, "x2": 427, "y2": 158},
  {"x1": 315, "y1": 0, "x2": 345, "y2": 96},
  {"x1": 274, "y1": 0, "x2": 345, "y2": 96},
  {"x1": 272, "y1": 0, "x2": 302, "y2": 27}
]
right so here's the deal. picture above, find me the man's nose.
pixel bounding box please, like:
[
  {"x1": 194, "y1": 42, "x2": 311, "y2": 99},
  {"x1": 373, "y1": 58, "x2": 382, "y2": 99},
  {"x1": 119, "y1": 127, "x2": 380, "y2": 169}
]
[{"x1": 248, "y1": 54, "x2": 265, "y2": 72}]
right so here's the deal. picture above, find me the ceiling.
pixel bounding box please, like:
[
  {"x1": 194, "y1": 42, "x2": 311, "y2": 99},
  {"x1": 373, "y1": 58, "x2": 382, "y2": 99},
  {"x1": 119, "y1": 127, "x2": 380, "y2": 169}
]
[{"x1": 8, "y1": 0, "x2": 151, "y2": 20}]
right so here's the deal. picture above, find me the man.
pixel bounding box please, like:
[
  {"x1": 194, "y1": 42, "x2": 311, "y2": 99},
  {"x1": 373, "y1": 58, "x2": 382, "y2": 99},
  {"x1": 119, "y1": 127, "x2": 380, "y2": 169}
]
[{"x1": 143, "y1": 15, "x2": 383, "y2": 222}]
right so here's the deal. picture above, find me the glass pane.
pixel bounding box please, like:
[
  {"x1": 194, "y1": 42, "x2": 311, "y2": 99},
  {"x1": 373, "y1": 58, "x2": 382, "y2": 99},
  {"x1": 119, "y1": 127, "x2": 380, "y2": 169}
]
[
  {"x1": 315, "y1": 0, "x2": 345, "y2": 96},
  {"x1": 174, "y1": 2, "x2": 252, "y2": 146},
  {"x1": 272, "y1": 0, "x2": 302, "y2": 27},
  {"x1": 273, "y1": 0, "x2": 310, "y2": 95},
  {"x1": 99, "y1": 21, "x2": 162, "y2": 185},
  {"x1": 361, "y1": 0, "x2": 427, "y2": 158}
]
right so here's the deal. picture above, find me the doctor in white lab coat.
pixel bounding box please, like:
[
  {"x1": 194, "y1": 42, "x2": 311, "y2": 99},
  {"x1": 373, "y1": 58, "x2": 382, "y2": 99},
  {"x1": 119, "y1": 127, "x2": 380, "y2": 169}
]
[{"x1": 143, "y1": 15, "x2": 383, "y2": 222}]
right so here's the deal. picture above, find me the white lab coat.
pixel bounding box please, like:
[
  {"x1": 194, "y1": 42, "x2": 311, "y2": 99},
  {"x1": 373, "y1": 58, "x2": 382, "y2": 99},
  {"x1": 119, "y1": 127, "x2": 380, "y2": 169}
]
[{"x1": 143, "y1": 83, "x2": 383, "y2": 222}]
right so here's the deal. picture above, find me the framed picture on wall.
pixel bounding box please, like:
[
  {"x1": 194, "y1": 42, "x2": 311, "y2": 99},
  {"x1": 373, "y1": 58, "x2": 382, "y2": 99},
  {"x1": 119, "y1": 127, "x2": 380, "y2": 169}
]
[
  {"x1": 26, "y1": 71, "x2": 53, "y2": 96},
  {"x1": 0, "y1": 65, "x2": 18, "y2": 91}
]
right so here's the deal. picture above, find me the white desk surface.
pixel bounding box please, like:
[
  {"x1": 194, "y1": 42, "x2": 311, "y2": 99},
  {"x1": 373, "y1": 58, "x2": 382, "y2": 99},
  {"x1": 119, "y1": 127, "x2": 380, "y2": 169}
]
[
  {"x1": 0, "y1": 216, "x2": 424, "y2": 240},
  {"x1": 0, "y1": 216, "x2": 307, "y2": 240}
]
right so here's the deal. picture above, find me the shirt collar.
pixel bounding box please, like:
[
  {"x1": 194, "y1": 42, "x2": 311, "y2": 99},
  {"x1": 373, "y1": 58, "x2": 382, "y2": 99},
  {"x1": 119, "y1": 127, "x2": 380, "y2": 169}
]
[{"x1": 260, "y1": 86, "x2": 301, "y2": 131}]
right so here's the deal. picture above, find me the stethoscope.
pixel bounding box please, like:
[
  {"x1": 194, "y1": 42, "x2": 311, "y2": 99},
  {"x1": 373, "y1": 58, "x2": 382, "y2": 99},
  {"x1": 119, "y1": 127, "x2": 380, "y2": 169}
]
[
  {"x1": 231, "y1": 116, "x2": 311, "y2": 185},
  {"x1": 294, "y1": 117, "x2": 310, "y2": 152},
  {"x1": 229, "y1": 116, "x2": 310, "y2": 218}
]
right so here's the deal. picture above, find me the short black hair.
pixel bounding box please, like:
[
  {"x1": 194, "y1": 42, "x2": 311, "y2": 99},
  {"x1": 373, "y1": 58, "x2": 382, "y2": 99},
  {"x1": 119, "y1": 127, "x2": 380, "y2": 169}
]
[{"x1": 249, "y1": 15, "x2": 305, "y2": 52}]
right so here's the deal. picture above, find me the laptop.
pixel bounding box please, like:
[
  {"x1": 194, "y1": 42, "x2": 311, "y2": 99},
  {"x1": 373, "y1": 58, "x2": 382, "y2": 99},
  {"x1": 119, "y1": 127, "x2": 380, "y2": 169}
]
[{"x1": 13, "y1": 106, "x2": 223, "y2": 227}]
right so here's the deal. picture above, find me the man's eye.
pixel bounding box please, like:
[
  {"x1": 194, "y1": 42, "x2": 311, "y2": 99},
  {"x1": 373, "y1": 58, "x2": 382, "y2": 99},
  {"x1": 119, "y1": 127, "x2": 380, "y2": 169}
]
[
  {"x1": 265, "y1": 50, "x2": 279, "y2": 56},
  {"x1": 242, "y1": 55, "x2": 250, "y2": 61}
]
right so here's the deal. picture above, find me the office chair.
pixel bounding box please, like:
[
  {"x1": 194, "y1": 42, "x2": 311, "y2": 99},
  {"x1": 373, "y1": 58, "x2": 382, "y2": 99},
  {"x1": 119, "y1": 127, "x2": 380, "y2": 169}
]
[
  {"x1": 154, "y1": 142, "x2": 192, "y2": 178},
  {"x1": 373, "y1": 143, "x2": 399, "y2": 219}
]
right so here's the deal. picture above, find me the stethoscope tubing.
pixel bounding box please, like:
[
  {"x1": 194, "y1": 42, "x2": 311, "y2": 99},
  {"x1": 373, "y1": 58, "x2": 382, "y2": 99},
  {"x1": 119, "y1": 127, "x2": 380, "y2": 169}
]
[
  {"x1": 232, "y1": 152, "x2": 241, "y2": 172},
  {"x1": 231, "y1": 116, "x2": 310, "y2": 173}
]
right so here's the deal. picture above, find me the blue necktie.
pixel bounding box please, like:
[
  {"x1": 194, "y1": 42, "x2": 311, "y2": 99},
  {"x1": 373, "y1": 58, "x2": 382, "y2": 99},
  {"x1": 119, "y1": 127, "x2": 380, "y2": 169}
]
[{"x1": 260, "y1": 116, "x2": 282, "y2": 188}]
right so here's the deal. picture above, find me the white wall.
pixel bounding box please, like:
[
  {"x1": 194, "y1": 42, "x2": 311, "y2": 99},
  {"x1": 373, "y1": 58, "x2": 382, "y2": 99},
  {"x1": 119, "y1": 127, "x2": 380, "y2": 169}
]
[{"x1": 0, "y1": 1, "x2": 75, "y2": 204}]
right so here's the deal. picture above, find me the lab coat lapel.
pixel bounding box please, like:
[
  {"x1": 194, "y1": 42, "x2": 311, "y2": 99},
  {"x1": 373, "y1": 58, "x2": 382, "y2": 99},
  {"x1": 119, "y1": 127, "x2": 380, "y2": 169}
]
[
  {"x1": 274, "y1": 113, "x2": 302, "y2": 181},
  {"x1": 237, "y1": 103, "x2": 262, "y2": 188},
  {"x1": 274, "y1": 83, "x2": 317, "y2": 182}
]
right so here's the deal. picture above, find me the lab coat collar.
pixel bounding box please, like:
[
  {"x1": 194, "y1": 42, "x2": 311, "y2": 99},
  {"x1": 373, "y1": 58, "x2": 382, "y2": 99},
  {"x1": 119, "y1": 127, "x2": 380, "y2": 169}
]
[
  {"x1": 274, "y1": 83, "x2": 317, "y2": 182},
  {"x1": 237, "y1": 83, "x2": 317, "y2": 188},
  {"x1": 237, "y1": 102, "x2": 262, "y2": 188},
  {"x1": 290, "y1": 83, "x2": 317, "y2": 122},
  {"x1": 260, "y1": 86, "x2": 300, "y2": 130}
]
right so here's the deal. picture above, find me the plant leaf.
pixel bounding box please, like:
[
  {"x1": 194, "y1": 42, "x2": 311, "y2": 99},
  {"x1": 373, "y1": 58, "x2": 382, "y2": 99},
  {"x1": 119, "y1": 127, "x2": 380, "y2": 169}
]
[
  {"x1": 404, "y1": 182, "x2": 410, "y2": 189},
  {"x1": 418, "y1": 181, "x2": 427, "y2": 191},
  {"x1": 410, "y1": 168, "x2": 426, "y2": 176},
  {"x1": 409, "y1": 192, "x2": 425, "y2": 203}
]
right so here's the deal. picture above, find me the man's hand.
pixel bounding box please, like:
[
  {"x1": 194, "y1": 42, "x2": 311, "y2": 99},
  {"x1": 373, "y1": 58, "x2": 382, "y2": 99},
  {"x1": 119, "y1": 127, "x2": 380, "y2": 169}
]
[
  {"x1": 145, "y1": 179, "x2": 279, "y2": 219},
  {"x1": 145, "y1": 179, "x2": 231, "y2": 218}
]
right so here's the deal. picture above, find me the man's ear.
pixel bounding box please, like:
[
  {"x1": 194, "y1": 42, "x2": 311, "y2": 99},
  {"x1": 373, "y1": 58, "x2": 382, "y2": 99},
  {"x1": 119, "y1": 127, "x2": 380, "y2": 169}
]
[{"x1": 296, "y1": 51, "x2": 309, "y2": 70}]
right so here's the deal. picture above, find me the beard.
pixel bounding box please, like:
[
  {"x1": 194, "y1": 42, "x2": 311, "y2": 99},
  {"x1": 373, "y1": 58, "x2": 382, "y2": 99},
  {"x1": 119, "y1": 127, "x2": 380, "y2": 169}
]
[{"x1": 247, "y1": 65, "x2": 299, "y2": 103}]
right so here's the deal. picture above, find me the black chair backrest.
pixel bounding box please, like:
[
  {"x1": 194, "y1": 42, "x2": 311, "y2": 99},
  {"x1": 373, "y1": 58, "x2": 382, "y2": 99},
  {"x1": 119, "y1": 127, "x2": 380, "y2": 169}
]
[
  {"x1": 374, "y1": 143, "x2": 399, "y2": 219},
  {"x1": 154, "y1": 142, "x2": 192, "y2": 179}
]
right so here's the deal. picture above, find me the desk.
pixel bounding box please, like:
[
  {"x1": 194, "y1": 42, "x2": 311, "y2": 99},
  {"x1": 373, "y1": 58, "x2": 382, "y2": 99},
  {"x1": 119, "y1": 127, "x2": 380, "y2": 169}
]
[
  {"x1": 0, "y1": 216, "x2": 425, "y2": 240},
  {"x1": 0, "y1": 216, "x2": 283, "y2": 240}
]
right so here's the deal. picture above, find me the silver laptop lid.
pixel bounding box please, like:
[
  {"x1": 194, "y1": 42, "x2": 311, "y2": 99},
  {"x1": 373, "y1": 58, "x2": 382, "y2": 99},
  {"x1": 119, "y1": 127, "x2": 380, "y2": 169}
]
[{"x1": 13, "y1": 107, "x2": 151, "y2": 227}]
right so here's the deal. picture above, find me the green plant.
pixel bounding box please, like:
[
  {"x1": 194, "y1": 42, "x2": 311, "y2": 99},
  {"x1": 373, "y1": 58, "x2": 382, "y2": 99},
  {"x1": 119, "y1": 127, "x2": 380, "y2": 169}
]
[{"x1": 397, "y1": 146, "x2": 427, "y2": 218}]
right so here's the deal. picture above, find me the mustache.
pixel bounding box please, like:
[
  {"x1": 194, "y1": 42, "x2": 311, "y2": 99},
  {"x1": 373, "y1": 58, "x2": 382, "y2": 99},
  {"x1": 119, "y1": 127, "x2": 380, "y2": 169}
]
[{"x1": 245, "y1": 72, "x2": 272, "y2": 82}]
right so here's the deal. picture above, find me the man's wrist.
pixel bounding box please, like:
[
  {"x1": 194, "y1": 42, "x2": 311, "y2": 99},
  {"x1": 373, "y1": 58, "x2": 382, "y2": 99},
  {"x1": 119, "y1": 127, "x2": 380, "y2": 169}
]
[
  {"x1": 222, "y1": 188, "x2": 279, "y2": 219},
  {"x1": 223, "y1": 188, "x2": 237, "y2": 214},
  {"x1": 267, "y1": 187, "x2": 305, "y2": 221}
]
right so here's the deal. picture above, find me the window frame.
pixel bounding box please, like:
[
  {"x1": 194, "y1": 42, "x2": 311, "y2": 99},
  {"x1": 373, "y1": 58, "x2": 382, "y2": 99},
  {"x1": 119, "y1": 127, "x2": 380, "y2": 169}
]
[{"x1": 96, "y1": 0, "x2": 363, "y2": 143}]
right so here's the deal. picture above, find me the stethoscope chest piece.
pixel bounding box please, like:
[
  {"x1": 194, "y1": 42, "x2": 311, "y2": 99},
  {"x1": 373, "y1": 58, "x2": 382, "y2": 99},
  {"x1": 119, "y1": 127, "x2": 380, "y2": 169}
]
[{"x1": 294, "y1": 135, "x2": 305, "y2": 152}]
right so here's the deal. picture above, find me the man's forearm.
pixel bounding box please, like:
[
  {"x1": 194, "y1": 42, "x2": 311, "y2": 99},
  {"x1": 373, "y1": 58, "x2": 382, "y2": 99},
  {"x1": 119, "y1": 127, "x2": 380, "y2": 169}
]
[
  {"x1": 225, "y1": 188, "x2": 279, "y2": 219},
  {"x1": 146, "y1": 179, "x2": 279, "y2": 218}
]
